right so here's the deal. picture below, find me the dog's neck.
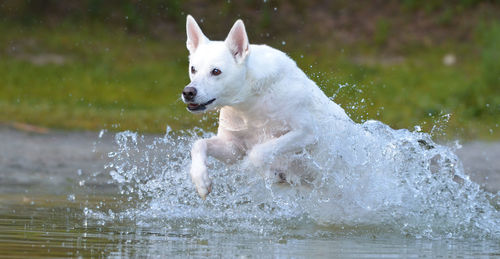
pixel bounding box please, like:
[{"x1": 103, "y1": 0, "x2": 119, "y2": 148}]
[
  {"x1": 218, "y1": 45, "x2": 298, "y2": 130},
  {"x1": 224, "y1": 66, "x2": 279, "y2": 110}
]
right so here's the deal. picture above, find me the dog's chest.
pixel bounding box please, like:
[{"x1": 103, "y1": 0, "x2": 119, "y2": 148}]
[{"x1": 219, "y1": 107, "x2": 289, "y2": 147}]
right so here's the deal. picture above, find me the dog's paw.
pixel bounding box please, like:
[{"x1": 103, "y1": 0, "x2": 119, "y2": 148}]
[
  {"x1": 248, "y1": 144, "x2": 272, "y2": 168},
  {"x1": 190, "y1": 164, "x2": 212, "y2": 199},
  {"x1": 195, "y1": 179, "x2": 212, "y2": 200}
]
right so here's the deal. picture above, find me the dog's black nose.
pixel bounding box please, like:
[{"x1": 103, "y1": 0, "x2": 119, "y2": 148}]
[{"x1": 182, "y1": 86, "x2": 197, "y2": 101}]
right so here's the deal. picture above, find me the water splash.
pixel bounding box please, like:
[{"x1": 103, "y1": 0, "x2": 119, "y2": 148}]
[{"x1": 95, "y1": 121, "x2": 499, "y2": 240}]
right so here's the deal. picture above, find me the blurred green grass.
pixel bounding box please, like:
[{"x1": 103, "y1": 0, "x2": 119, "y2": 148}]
[{"x1": 0, "y1": 21, "x2": 499, "y2": 140}]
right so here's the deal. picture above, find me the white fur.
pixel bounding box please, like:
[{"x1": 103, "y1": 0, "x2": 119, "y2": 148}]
[{"x1": 183, "y1": 15, "x2": 354, "y2": 199}]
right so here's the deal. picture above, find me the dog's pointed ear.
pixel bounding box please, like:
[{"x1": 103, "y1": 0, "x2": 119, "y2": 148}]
[
  {"x1": 225, "y1": 19, "x2": 250, "y2": 64},
  {"x1": 186, "y1": 15, "x2": 208, "y2": 54}
]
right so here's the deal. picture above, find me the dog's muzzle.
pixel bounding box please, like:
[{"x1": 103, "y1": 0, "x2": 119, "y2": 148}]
[{"x1": 187, "y1": 98, "x2": 216, "y2": 112}]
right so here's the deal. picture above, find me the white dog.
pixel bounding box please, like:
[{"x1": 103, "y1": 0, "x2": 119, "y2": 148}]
[{"x1": 182, "y1": 15, "x2": 354, "y2": 199}]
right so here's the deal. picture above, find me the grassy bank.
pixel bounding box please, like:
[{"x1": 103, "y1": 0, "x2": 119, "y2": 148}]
[{"x1": 0, "y1": 22, "x2": 499, "y2": 140}]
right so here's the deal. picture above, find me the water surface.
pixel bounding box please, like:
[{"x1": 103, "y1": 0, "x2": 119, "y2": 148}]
[{"x1": 0, "y1": 126, "x2": 499, "y2": 257}]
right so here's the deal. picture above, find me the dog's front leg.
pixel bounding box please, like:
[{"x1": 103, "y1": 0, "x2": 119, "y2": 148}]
[
  {"x1": 248, "y1": 125, "x2": 316, "y2": 168},
  {"x1": 190, "y1": 139, "x2": 211, "y2": 199},
  {"x1": 190, "y1": 135, "x2": 243, "y2": 199}
]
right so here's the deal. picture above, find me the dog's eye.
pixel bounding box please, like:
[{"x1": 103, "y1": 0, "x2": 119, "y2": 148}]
[
  {"x1": 211, "y1": 68, "x2": 222, "y2": 76},
  {"x1": 191, "y1": 66, "x2": 196, "y2": 74}
]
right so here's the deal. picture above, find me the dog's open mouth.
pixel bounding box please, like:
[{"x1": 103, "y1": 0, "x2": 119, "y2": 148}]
[{"x1": 187, "y1": 98, "x2": 216, "y2": 112}]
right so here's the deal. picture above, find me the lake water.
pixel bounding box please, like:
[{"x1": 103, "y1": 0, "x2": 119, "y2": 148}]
[{"x1": 0, "y1": 126, "x2": 499, "y2": 257}]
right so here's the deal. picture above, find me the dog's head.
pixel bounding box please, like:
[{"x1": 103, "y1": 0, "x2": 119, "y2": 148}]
[{"x1": 182, "y1": 15, "x2": 250, "y2": 113}]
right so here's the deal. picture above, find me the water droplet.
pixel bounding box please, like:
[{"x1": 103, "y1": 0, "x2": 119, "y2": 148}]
[
  {"x1": 98, "y1": 129, "x2": 106, "y2": 139},
  {"x1": 67, "y1": 194, "x2": 76, "y2": 201}
]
